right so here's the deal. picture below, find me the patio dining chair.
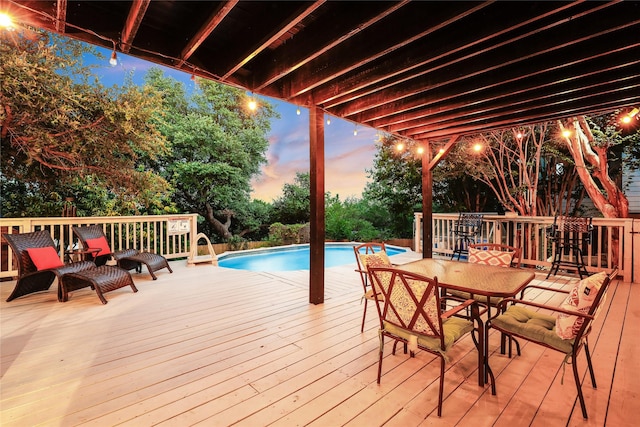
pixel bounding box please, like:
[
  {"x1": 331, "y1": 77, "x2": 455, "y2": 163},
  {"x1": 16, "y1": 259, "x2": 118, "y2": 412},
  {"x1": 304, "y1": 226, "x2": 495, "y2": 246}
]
[
  {"x1": 367, "y1": 266, "x2": 487, "y2": 416},
  {"x1": 486, "y1": 267, "x2": 618, "y2": 419},
  {"x1": 353, "y1": 242, "x2": 391, "y2": 333},
  {"x1": 72, "y1": 225, "x2": 173, "y2": 280},
  {"x1": 546, "y1": 215, "x2": 593, "y2": 279},
  {"x1": 450, "y1": 212, "x2": 484, "y2": 260},
  {"x1": 3, "y1": 230, "x2": 97, "y2": 302}
]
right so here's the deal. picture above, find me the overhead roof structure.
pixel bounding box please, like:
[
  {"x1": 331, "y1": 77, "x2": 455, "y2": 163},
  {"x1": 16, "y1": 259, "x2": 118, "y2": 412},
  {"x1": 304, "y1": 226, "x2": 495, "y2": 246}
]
[
  {"x1": 4, "y1": 0, "x2": 640, "y2": 303},
  {"x1": 5, "y1": 0, "x2": 640, "y2": 142}
]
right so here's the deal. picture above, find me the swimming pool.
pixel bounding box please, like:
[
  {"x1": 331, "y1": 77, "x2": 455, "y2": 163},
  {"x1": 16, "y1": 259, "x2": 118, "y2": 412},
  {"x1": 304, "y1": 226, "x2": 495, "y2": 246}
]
[{"x1": 218, "y1": 243, "x2": 406, "y2": 271}]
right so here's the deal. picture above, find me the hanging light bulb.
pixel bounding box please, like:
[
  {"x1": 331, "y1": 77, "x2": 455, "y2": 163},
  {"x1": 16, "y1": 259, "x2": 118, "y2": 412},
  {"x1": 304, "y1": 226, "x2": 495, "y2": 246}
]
[
  {"x1": 296, "y1": 107, "x2": 301, "y2": 115},
  {"x1": 248, "y1": 98, "x2": 258, "y2": 111},
  {"x1": 396, "y1": 143, "x2": 404, "y2": 152},
  {"x1": 562, "y1": 129, "x2": 571, "y2": 138},
  {"x1": 326, "y1": 117, "x2": 331, "y2": 125},
  {"x1": 109, "y1": 50, "x2": 118, "y2": 66},
  {"x1": 416, "y1": 146, "x2": 425, "y2": 155},
  {"x1": 0, "y1": 12, "x2": 15, "y2": 29},
  {"x1": 621, "y1": 107, "x2": 639, "y2": 124},
  {"x1": 353, "y1": 125, "x2": 358, "y2": 136}
]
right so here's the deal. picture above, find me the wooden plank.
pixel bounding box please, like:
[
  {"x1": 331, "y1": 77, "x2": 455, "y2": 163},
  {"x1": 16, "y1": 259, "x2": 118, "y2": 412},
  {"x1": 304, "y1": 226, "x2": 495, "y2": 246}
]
[{"x1": 0, "y1": 262, "x2": 633, "y2": 426}]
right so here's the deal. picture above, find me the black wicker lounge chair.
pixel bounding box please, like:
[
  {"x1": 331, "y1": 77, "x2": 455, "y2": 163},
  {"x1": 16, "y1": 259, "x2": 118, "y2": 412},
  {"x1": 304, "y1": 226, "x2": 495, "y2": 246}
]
[
  {"x1": 3, "y1": 230, "x2": 96, "y2": 302},
  {"x1": 72, "y1": 225, "x2": 173, "y2": 280}
]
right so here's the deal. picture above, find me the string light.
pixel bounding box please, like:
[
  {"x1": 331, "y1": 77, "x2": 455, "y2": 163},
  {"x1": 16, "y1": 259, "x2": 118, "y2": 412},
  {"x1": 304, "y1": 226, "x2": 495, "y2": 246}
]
[
  {"x1": 109, "y1": 49, "x2": 118, "y2": 66},
  {"x1": 416, "y1": 146, "x2": 424, "y2": 155},
  {"x1": 326, "y1": 117, "x2": 331, "y2": 125},
  {"x1": 296, "y1": 107, "x2": 301, "y2": 115},
  {"x1": 473, "y1": 143, "x2": 483, "y2": 152},
  {"x1": 0, "y1": 12, "x2": 14, "y2": 29},
  {"x1": 621, "y1": 107, "x2": 639, "y2": 124},
  {"x1": 353, "y1": 125, "x2": 358, "y2": 136},
  {"x1": 396, "y1": 142, "x2": 404, "y2": 151},
  {"x1": 248, "y1": 98, "x2": 257, "y2": 111},
  {"x1": 562, "y1": 129, "x2": 571, "y2": 138}
]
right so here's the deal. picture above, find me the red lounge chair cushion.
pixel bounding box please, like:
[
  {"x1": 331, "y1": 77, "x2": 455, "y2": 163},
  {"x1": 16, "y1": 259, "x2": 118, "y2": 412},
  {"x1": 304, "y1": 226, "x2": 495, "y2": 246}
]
[
  {"x1": 26, "y1": 247, "x2": 64, "y2": 270},
  {"x1": 85, "y1": 236, "x2": 112, "y2": 256}
]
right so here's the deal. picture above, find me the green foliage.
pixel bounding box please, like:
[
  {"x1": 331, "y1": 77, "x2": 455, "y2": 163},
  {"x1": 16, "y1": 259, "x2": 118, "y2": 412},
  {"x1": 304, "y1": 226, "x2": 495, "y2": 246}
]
[
  {"x1": 1, "y1": 30, "x2": 171, "y2": 216},
  {"x1": 226, "y1": 235, "x2": 249, "y2": 251},
  {"x1": 143, "y1": 70, "x2": 279, "y2": 240},
  {"x1": 271, "y1": 172, "x2": 311, "y2": 224},
  {"x1": 362, "y1": 136, "x2": 422, "y2": 238},
  {"x1": 325, "y1": 194, "x2": 385, "y2": 241},
  {"x1": 267, "y1": 222, "x2": 307, "y2": 246}
]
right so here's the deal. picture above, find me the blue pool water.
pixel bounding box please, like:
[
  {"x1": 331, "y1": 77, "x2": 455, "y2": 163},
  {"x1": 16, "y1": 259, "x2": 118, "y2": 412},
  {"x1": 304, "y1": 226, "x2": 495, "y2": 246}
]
[{"x1": 218, "y1": 244, "x2": 406, "y2": 271}]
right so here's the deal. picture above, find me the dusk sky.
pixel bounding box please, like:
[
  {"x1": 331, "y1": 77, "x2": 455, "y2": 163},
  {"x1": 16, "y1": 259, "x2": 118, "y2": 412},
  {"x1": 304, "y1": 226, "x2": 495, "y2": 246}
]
[{"x1": 90, "y1": 47, "x2": 379, "y2": 203}]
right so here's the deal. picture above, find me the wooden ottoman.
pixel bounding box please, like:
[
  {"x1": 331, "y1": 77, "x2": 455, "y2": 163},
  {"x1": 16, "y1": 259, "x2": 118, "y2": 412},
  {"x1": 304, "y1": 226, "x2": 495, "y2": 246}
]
[{"x1": 61, "y1": 266, "x2": 138, "y2": 304}]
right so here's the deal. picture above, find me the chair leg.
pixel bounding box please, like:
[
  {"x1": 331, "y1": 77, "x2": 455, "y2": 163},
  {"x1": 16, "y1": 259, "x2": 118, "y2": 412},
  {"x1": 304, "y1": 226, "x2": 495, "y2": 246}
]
[
  {"x1": 361, "y1": 298, "x2": 367, "y2": 333},
  {"x1": 438, "y1": 357, "x2": 445, "y2": 417},
  {"x1": 584, "y1": 342, "x2": 597, "y2": 388},
  {"x1": 377, "y1": 331, "x2": 384, "y2": 384},
  {"x1": 572, "y1": 353, "x2": 589, "y2": 419}
]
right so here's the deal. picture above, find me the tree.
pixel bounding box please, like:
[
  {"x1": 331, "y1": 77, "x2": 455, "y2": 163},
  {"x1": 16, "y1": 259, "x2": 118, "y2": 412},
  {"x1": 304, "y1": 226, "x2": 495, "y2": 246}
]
[
  {"x1": 362, "y1": 135, "x2": 423, "y2": 238},
  {"x1": 558, "y1": 114, "x2": 638, "y2": 218},
  {"x1": 143, "y1": 70, "x2": 278, "y2": 241},
  {"x1": 556, "y1": 113, "x2": 640, "y2": 266},
  {"x1": 1, "y1": 30, "x2": 170, "y2": 214},
  {"x1": 271, "y1": 171, "x2": 311, "y2": 225}
]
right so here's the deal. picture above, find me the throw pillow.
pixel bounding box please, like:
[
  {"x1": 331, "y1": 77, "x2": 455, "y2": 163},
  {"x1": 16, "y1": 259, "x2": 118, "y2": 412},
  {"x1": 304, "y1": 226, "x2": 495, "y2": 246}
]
[
  {"x1": 26, "y1": 247, "x2": 64, "y2": 270},
  {"x1": 85, "y1": 236, "x2": 112, "y2": 256},
  {"x1": 469, "y1": 247, "x2": 514, "y2": 267},
  {"x1": 555, "y1": 271, "x2": 607, "y2": 339}
]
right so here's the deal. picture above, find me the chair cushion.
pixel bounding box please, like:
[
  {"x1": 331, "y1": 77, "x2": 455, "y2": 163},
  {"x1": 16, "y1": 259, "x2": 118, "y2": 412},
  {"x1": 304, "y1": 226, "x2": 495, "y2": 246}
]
[
  {"x1": 447, "y1": 289, "x2": 503, "y2": 306},
  {"x1": 556, "y1": 271, "x2": 607, "y2": 339},
  {"x1": 26, "y1": 247, "x2": 64, "y2": 270},
  {"x1": 358, "y1": 251, "x2": 391, "y2": 270},
  {"x1": 492, "y1": 305, "x2": 574, "y2": 354},
  {"x1": 384, "y1": 317, "x2": 473, "y2": 352},
  {"x1": 85, "y1": 236, "x2": 112, "y2": 257},
  {"x1": 468, "y1": 248, "x2": 514, "y2": 267}
]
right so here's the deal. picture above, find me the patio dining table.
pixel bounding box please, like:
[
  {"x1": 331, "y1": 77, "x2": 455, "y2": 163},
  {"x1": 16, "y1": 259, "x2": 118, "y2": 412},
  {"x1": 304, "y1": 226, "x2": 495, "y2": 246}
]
[{"x1": 398, "y1": 258, "x2": 536, "y2": 387}]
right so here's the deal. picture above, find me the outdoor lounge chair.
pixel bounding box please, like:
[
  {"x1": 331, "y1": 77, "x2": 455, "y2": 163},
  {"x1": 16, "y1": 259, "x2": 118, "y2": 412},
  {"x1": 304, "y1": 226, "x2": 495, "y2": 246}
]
[
  {"x1": 3, "y1": 230, "x2": 96, "y2": 302},
  {"x1": 72, "y1": 225, "x2": 173, "y2": 280},
  {"x1": 486, "y1": 268, "x2": 618, "y2": 419}
]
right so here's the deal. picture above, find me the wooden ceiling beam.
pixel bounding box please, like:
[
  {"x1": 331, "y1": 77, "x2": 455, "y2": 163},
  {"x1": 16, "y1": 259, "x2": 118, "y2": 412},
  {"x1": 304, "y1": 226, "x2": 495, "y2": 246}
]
[
  {"x1": 221, "y1": 0, "x2": 325, "y2": 81},
  {"x1": 177, "y1": 0, "x2": 238, "y2": 67},
  {"x1": 252, "y1": 1, "x2": 409, "y2": 92},
  {"x1": 380, "y1": 59, "x2": 640, "y2": 133},
  {"x1": 412, "y1": 95, "x2": 640, "y2": 141},
  {"x1": 331, "y1": 12, "x2": 636, "y2": 119},
  {"x1": 54, "y1": 0, "x2": 66, "y2": 33},
  {"x1": 120, "y1": 0, "x2": 150, "y2": 53},
  {"x1": 283, "y1": 1, "x2": 487, "y2": 101},
  {"x1": 336, "y1": 26, "x2": 640, "y2": 125},
  {"x1": 401, "y1": 77, "x2": 640, "y2": 138},
  {"x1": 314, "y1": 1, "x2": 581, "y2": 108}
]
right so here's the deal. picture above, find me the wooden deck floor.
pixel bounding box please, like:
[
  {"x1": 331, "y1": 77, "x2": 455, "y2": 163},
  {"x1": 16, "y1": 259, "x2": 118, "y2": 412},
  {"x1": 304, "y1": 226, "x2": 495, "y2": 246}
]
[{"x1": 1, "y1": 253, "x2": 637, "y2": 426}]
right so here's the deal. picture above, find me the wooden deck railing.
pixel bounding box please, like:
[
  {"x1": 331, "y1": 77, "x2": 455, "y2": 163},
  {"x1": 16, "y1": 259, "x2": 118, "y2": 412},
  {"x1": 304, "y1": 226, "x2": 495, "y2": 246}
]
[
  {"x1": 2, "y1": 213, "x2": 637, "y2": 283},
  {"x1": 414, "y1": 213, "x2": 638, "y2": 283},
  {"x1": 0, "y1": 214, "x2": 198, "y2": 280}
]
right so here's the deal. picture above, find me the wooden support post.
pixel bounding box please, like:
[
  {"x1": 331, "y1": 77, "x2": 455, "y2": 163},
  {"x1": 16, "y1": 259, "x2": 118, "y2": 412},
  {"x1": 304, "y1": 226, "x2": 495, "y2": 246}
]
[
  {"x1": 422, "y1": 141, "x2": 433, "y2": 258},
  {"x1": 309, "y1": 106, "x2": 325, "y2": 304}
]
